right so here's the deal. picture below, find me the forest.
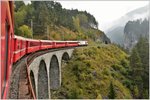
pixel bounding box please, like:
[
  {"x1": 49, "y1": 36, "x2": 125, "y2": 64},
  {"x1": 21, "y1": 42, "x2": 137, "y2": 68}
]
[
  {"x1": 14, "y1": 1, "x2": 149, "y2": 99},
  {"x1": 14, "y1": 1, "x2": 104, "y2": 41}
]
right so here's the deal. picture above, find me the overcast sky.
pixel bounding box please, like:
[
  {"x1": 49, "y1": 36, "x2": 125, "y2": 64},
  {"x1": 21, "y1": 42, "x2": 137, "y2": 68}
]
[{"x1": 58, "y1": 1, "x2": 149, "y2": 31}]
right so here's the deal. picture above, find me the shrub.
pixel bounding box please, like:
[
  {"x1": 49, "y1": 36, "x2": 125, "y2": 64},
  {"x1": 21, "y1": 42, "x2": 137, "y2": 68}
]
[
  {"x1": 18, "y1": 25, "x2": 32, "y2": 38},
  {"x1": 96, "y1": 94, "x2": 102, "y2": 99},
  {"x1": 111, "y1": 64, "x2": 122, "y2": 71},
  {"x1": 120, "y1": 67, "x2": 127, "y2": 75},
  {"x1": 102, "y1": 68, "x2": 110, "y2": 76},
  {"x1": 123, "y1": 80, "x2": 132, "y2": 89},
  {"x1": 68, "y1": 88, "x2": 80, "y2": 99},
  {"x1": 121, "y1": 59, "x2": 129, "y2": 68},
  {"x1": 133, "y1": 85, "x2": 139, "y2": 98}
]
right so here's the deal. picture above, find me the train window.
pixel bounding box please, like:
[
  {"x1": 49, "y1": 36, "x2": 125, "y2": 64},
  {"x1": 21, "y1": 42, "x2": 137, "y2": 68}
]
[{"x1": 17, "y1": 44, "x2": 19, "y2": 49}]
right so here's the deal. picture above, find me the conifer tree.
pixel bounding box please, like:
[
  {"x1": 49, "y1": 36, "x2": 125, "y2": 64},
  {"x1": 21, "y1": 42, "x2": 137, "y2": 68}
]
[
  {"x1": 130, "y1": 47, "x2": 143, "y2": 98},
  {"x1": 108, "y1": 81, "x2": 116, "y2": 99}
]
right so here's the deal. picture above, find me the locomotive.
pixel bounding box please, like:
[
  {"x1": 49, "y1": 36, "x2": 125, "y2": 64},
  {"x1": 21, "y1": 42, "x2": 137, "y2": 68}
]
[{"x1": 1, "y1": 1, "x2": 88, "y2": 99}]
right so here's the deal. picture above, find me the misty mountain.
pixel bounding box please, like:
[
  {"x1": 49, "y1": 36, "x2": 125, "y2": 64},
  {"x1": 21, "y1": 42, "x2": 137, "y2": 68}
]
[
  {"x1": 124, "y1": 19, "x2": 149, "y2": 50},
  {"x1": 106, "y1": 26, "x2": 124, "y2": 45},
  {"x1": 106, "y1": 5, "x2": 149, "y2": 45}
]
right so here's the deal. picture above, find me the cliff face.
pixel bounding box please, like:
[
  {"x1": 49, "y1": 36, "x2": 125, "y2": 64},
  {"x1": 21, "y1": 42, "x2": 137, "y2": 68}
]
[
  {"x1": 96, "y1": 33, "x2": 111, "y2": 44},
  {"x1": 106, "y1": 5, "x2": 149, "y2": 46},
  {"x1": 124, "y1": 19, "x2": 149, "y2": 50}
]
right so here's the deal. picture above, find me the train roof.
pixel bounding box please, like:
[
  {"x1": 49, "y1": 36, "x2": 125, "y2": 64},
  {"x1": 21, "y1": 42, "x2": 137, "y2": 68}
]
[
  {"x1": 14, "y1": 35, "x2": 40, "y2": 42},
  {"x1": 14, "y1": 35, "x2": 87, "y2": 43}
]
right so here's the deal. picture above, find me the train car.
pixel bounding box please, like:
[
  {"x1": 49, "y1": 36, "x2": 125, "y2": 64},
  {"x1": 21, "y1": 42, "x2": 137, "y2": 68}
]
[
  {"x1": 1, "y1": 1, "x2": 14, "y2": 99},
  {"x1": 13, "y1": 35, "x2": 27, "y2": 63},
  {"x1": 66, "y1": 41, "x2": 79, "y2": 47},
  {"x1": 40, "y1": 40, "x2": 53, "y2": 50},
  {"x1": 55, "y1": 41, "x2": 66, "y2": 48},
  {"x1": 26, "y1": 38, "x2": 41, "y2": 54},
  {"x1": 78, "y1": 41, "x2": 88, "y2": 46}
]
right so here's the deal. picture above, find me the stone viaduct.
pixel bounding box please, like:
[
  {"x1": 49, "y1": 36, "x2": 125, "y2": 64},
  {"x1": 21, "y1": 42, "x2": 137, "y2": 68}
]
[{"x1": 28, "y1": 48, "x2": 74, "y2": 99}]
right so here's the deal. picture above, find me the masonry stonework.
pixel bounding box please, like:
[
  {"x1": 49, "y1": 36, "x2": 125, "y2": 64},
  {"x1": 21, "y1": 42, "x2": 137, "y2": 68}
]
[{"x1": 29, "y1": 49, "x2": 74, "y2": 99}]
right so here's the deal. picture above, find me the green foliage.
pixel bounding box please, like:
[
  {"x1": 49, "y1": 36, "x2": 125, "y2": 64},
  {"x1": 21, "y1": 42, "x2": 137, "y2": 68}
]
[
  {"x1": 129, "y1": 37, "x2": 149, "y2": 99},
  {"x1": 96, "y1": 94, "x2": 102, "y2": 99},
  {"x1": 14, "y1": 1, "x2": 101, "y2": 41},
  {"x1": 121, "y1": 59, "x2": 129, "y2": 68},
  {"x1": 51, "y1": 44, "x2": 132, "y2": 99},
  {"x1": 124, "y1": 19, "x2": 149, "y2": 39},
  {"x1": 130, "y1": 48, "x2": 142, "y2": 70},
  {"x1": 76, "y1": 13, "x2": 88, "y2": 28},
  {"x1": 67, "y1": 87, "x2": 81, "y2": 99},
  {"x1": 133, "y1": 85, "x2": 139, "y2": 98},
  {"x1": 123, "y1": 80, "x2": 132, "y2": 89},
  {"x1": 143, "y1": 90, "x2": 149, "y2": 99},
  {"x1": 14, "y1": 1, "x2": 25, "y2": 12},
  {"x1": 17, "y1": 25, "x2": 32, "y2": 38},
  {"x1": 112, "y1": 64, "x2": 122, "y2": 71},
  {"x1": 14, "y1": 6, "x2": 27, "y2": 27},
  {"x1": 108, "y1": 82, "x2": 116, "y2": 99},
  {"x1": 102, "y1": 68, "x2": 110, "y2": 76},
  {"x1": 72, "y1": 16, "x2": 81, "y2": 32}
]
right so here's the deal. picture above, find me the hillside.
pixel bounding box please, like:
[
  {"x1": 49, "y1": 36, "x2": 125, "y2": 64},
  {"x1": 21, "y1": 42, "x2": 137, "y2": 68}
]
[
  {"x1": 14, "y1": 1, "x2": 110, "y2": 43},
  {"x1": 51, "y1": 38, "x2": 149, "y2": 99},
  {"x1": 51, "y1": 44, "x2": 132, "y2": 99}
]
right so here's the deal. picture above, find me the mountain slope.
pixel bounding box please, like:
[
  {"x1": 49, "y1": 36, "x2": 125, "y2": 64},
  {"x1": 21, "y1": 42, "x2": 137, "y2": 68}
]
[
  {"x1": 124, "y1": 19, "x2": 149, "y2": 50},
  {"x1": 14, "y1": 1, "x2": 110, "y2": 44},
  {"x1": 106, "y1": 5, "x2": 149, "y2": 45},
  {"x1": 51, "y1": 44, "x2": 132, "y2": 99}
]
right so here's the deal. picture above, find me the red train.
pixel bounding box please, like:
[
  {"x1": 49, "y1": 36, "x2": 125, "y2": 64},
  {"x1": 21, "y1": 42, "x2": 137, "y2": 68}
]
[
  {"x1": 13, "y1": 35, "x2": 87, "y2": 63},
  {"x1": 1, "y1": 1, "x2": 88, "y2": 99}
]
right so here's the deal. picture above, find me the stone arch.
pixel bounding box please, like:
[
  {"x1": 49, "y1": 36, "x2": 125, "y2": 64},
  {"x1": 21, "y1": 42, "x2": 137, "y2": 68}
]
[
  {"x1": 62, "y1": 52, "x2": 70, "y2": 61},
  {"x1": 38, "y1": 60, "x2": 49, "y2": 99},
  {"x1": 49, "y1": 55, "x2": 60, "y2": 90},
  {"x1": 30, "y1": 70, "x2": 36, "y2": 97}
]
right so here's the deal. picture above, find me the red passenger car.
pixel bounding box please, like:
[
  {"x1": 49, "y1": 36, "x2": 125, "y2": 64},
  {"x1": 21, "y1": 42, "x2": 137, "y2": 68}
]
[
  {"x1": 66, "y1": 41, "x2": 79, "y2": 47},
  {"x1": 26, "y1": 38, "x2": 40, "y2": 54},
  {"x1": 55, "y1": 41, "x2": 66, "y2": 48},
  {"x1": 13, "y1": 35, "x2": 27, "y2": 63},
  {"x1": 1, "y1": 1, "x2": 14, "y2": 98},
  {"x1": 40, "y1": 40, "x2": 53, "y2": 50}
]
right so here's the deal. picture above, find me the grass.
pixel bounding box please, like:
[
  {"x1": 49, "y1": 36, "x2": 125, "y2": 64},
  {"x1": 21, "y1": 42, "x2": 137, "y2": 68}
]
[{"x1": 51, "y1": 44, "x2": 132, "y2": 99}]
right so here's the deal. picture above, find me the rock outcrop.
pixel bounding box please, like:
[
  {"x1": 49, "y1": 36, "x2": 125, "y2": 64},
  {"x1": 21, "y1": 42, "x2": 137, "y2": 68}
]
[{"x1": 124, "y1": 19, "x2": 149, "y2": 50}]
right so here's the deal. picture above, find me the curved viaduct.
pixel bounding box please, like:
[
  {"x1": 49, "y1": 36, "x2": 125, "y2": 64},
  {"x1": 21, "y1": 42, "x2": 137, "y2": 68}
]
[
  {"x1": 29, "y1": 49, "x2": 74, "y2": 99},
  {"x1": 9, "y1": 48, "x2": 74, "y2": 99}
]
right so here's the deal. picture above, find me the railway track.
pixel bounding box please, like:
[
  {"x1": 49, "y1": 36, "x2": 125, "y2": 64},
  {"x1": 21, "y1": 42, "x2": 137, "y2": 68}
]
[
  {"x1": 9, "y1": 49, "x2": 51, "y2": 99},
  {"x1": 8, "y1": 47, "x2": 78, "y2": 99}
]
